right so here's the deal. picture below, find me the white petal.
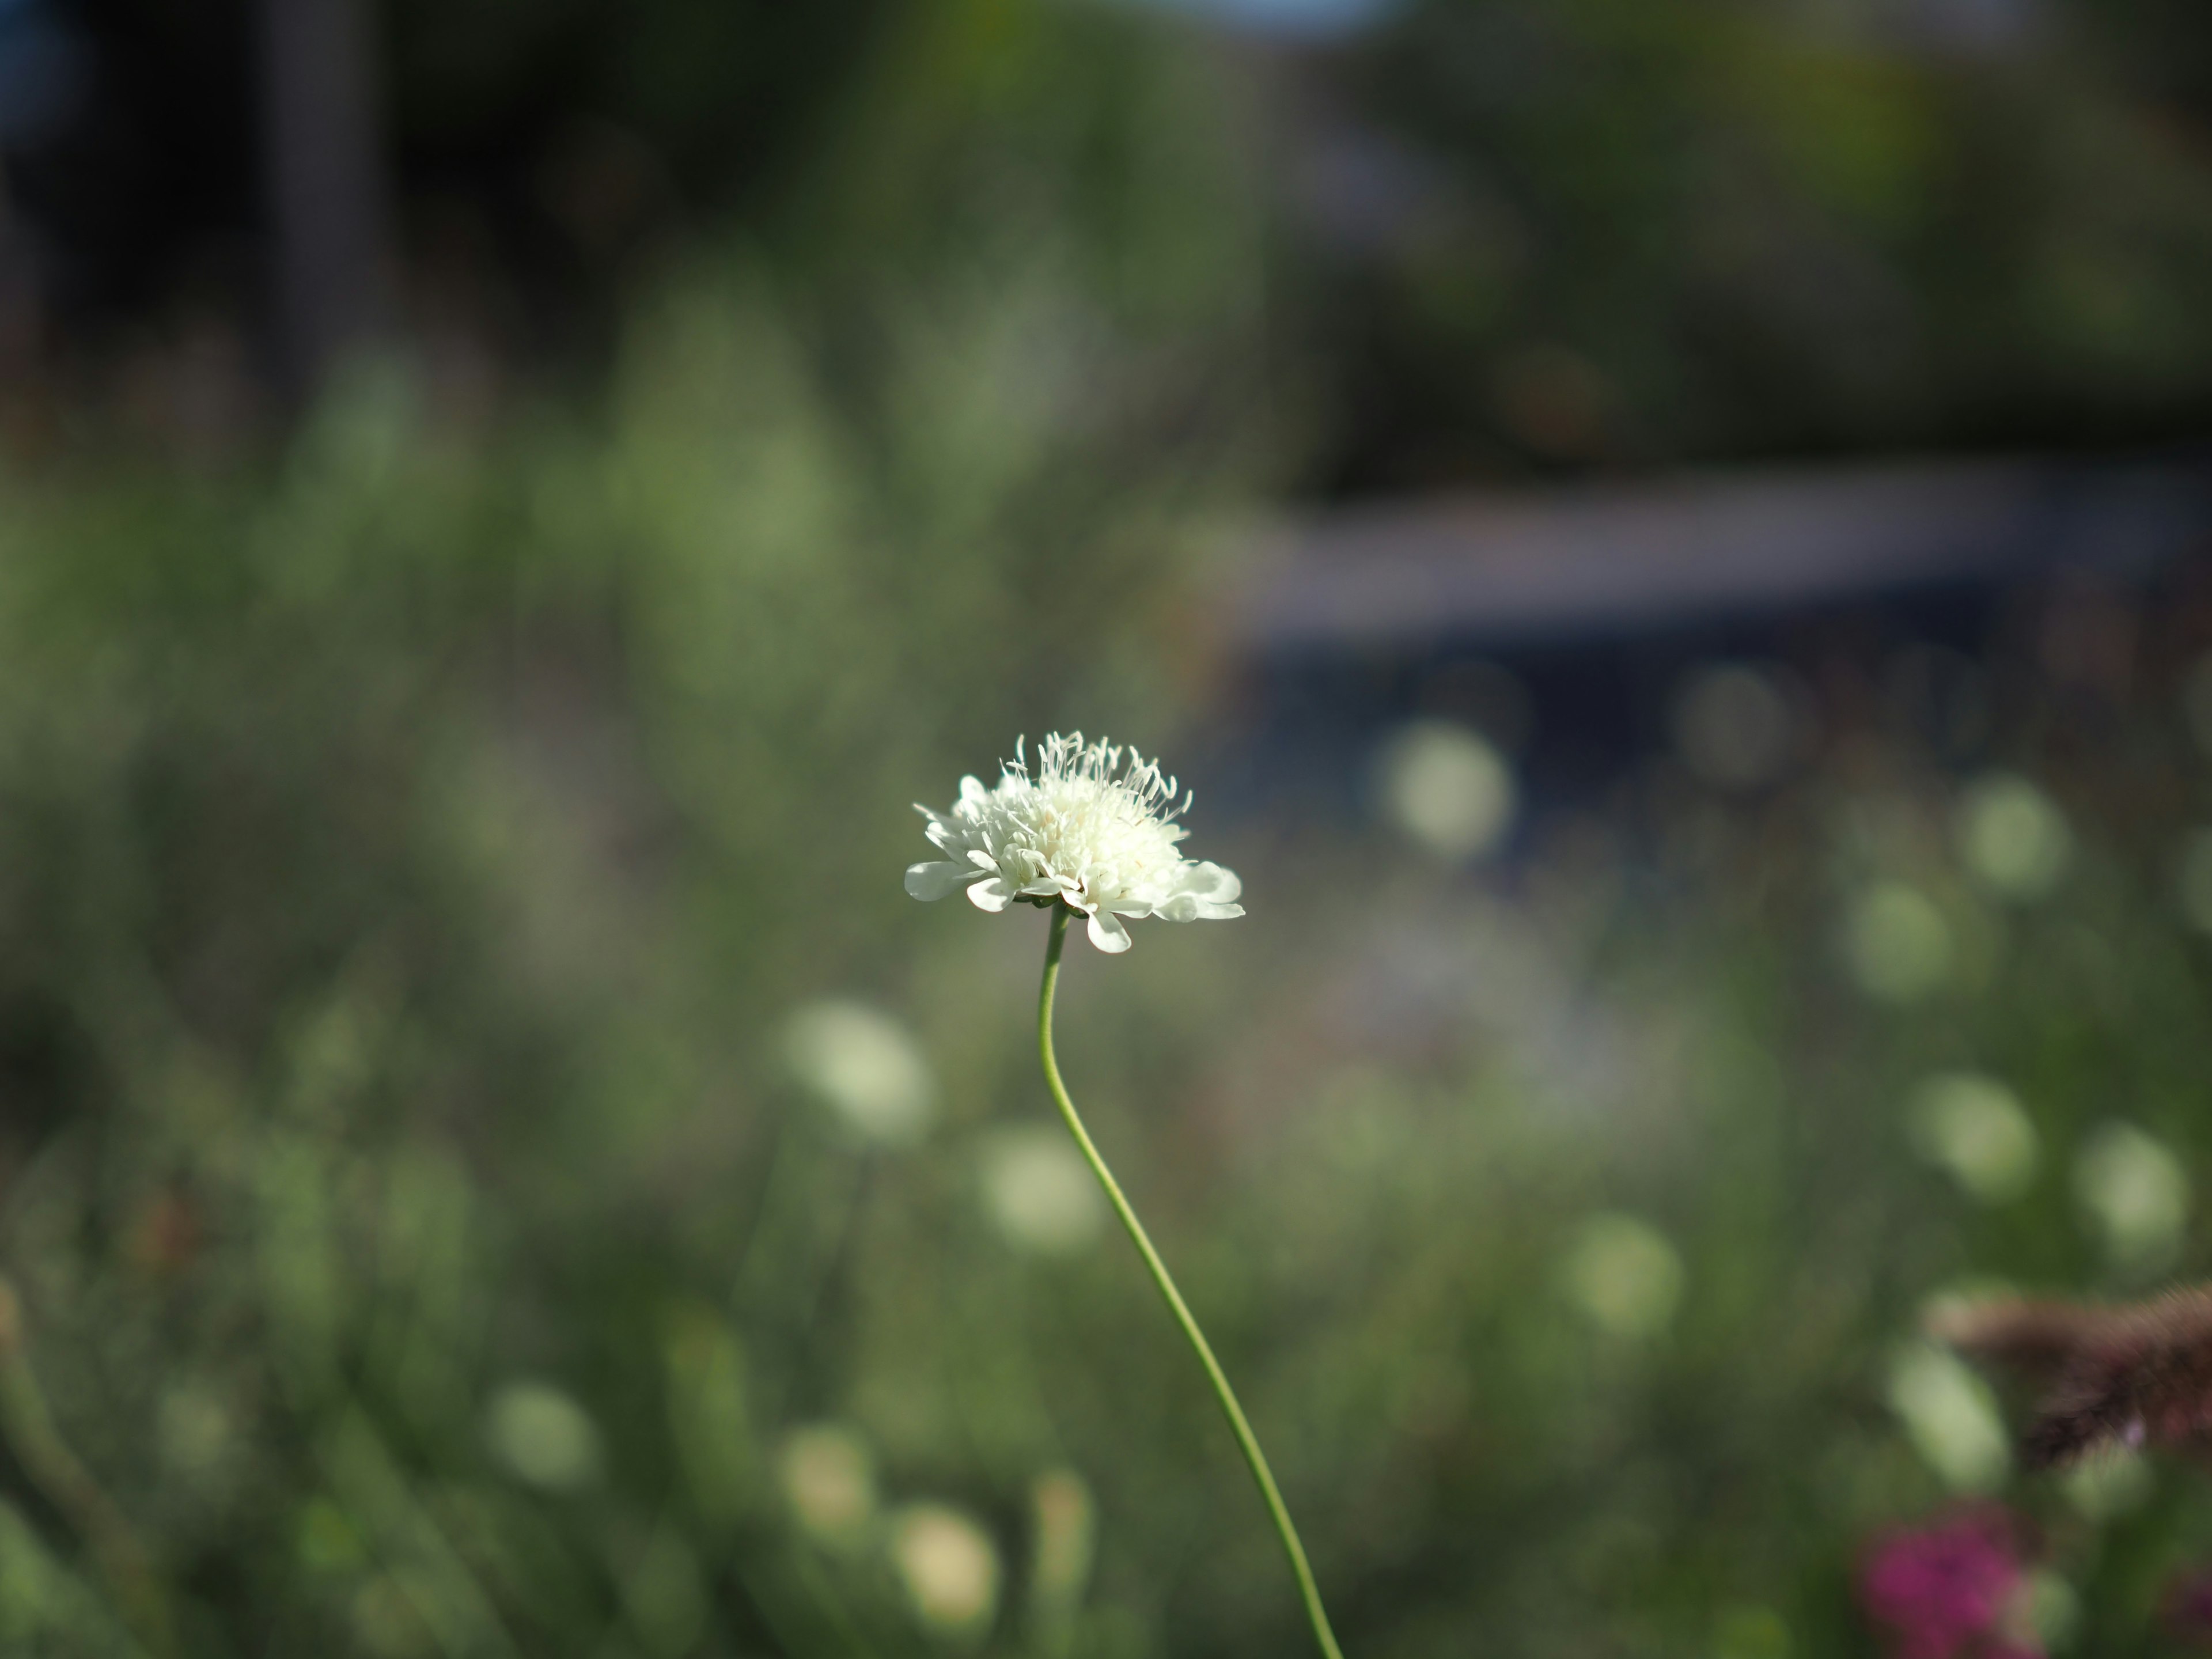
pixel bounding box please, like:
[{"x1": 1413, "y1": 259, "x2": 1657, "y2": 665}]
[
  {"x1": 1154, "y1": 861, "x2": 1246, "y2": 921},
  {"x1": 905, "y1": 861, "x2": 971, "y2": 902},
  {"x1": 1086, "y1": 911, "x2": 1133, "y2": 953},
  {"x1": 968, "y1": 878, "x2": 1016, "y2": 912},
  {"x1": 960, "y1": 775, "x2": 990, "y2": 808},
  {"x1": 1154, "y1": 903, "x2": 1237, "y2": 923},
  {"x1": 1186, "y1": 861, "x2": 1242, "y2": 904}
]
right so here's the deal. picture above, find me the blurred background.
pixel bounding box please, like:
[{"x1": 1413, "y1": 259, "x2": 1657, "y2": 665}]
[{"x1": 1, "y1": 0, "x2": 2211, "y2": 1654}]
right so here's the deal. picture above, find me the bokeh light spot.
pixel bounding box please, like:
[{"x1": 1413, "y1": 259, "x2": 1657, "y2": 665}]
[
  {"x1": 1672, "y1": 663, "x2": 1802, "y2": 790},
  {"x1": 2073, "y1": 1123, "x2": 2190, "y2": 1271},
  {"x1": 1562, "y1": 1213, "x2": 1684, "y2": 1340},
  {"x1": 1955, "y1": 772, "x2": 2071, "y2": 901},
  {"x1": 1842, "y1": 882, "x2": 1954, "y2": 1003},
  {"x1": 1029, "y1": 1469, "x2": 1096, "y2": 1610},
  {"x1": 1907, "y1": 1072, "x2": 2039, "y2": 1204},
  {"x1": 785, "y1": 1001, "x2": 937, "y2": 1146},
  {"x1": 2062, "y1": 1446, "x2": 2153, "y2": 1523},
  {"x1": 1377, "y1": 719, "x2": 1516, "y2": 861},
  {"x1": 981, "y1": 1128, "x2": 1105, "y2": 1256},
  {"x1": 485, "y1": 1381, "x2": 603, "y2": 1493},
  {"x1": 779, "y1": 1425, "x2": 878, "y2": 1546},
  {"x1": 889, "y1": 1503, "x2": 1001, "y2": 1639},
  {"x1": 1885, "y1": 1341, "x2": 2009, "y2": 1493}
]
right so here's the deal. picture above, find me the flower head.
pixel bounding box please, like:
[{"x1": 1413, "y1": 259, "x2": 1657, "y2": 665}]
[
  {"x1": 1858, "y1": 1509, "x2": 2040, "y2": 1659},
  {"x1": 2165, "y1": 1567, "x2": 2212, "y2": 1646},
  {"x1": 904, "y1": 733, "x2": 1243, "y2": 953}
]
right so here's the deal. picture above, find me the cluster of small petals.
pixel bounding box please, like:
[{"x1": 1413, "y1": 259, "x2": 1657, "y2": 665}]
[
  {"x1": 904, "y1": 733, "x2": 1244, "y2": 952},
  {"x1": 1858, "y1": 1509, "x2": 2041, "y2": 1659}
]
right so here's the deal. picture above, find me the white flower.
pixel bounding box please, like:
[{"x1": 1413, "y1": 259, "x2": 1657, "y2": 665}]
[
  {"x1": 888, "y1": 1503, "x2": 1001, "y2": 1636},
  {"x1": 904, "y1": 733, "x2": 1244, "y2": 953},
  {"x1": 485, "y1": 1381, "x2": 603, "y2": 1492},
  {"x1": 779, "y1": 1425, "x2": 877, "y2": 1545},
  {"x1": 980, "y1": 1127, "x2": 1105, "y2": 1255},
  {"x1": 783, "y1": 1001, "x2": 935, "y2": 1145}
]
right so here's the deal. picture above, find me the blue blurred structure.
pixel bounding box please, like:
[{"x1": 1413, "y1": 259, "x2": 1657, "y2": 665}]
[
  {"x1": 1104, "y1": 0, "x2": 1398, "y2": 40},
  {"x1": 1217, "y1": 453, "x2": 2212, "y2": 821},
  {"x1": 0, "y1": 0, "x2": 86, "y2": 145},
  {"x1": 1239, "y1": 457, "x2": 2212, "y2": 652}
]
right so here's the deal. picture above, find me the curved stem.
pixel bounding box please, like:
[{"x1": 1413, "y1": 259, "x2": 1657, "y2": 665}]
[{"x1": 1036, "y1": 905, "x2": 1343, "y2": 1659}]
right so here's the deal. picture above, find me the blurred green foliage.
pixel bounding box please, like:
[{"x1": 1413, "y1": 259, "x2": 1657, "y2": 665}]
[
  {"x1": 6, "y1": 3, "x2": 2212, "y2": 1658},
  {"x1": 43, "y1": 0, "x2": 2212, "y2": 486},
  {"x1": 13, "y1": 255, "x2": 2212, "y2": 1653},
  {"x1": 1322, "y1": 0, "x2": 2212, "y2": 482},
  {"x1": 0, "y1": 180, "x2": 1263, "y2": 1650}
]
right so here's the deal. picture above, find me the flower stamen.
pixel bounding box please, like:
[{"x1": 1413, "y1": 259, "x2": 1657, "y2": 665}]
[{"x1": 904, "y1": 733, "x2": 1243, "y2": 953}]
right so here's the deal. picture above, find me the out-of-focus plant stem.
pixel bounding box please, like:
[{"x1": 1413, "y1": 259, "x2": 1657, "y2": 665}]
[
  {"x1": 1035, "y1": 903, "x2": 1344, "y2": 1659},
  {"x1": 0, "y1": 1276, "x2": 175, "y2": 1657}
]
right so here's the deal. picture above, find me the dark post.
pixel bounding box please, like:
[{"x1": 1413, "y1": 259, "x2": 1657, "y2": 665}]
[{"x1": 259, "y1": 0, "x2": 396, "y2": 397}]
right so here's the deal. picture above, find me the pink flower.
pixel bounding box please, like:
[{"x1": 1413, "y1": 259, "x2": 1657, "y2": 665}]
[
  {"x1": 2164, "y1": 1569, "x2": 2212, "y2": 1646},
  {"x1": 1858, "y1": 1509, "x2": 2041, "y2": 1659}
]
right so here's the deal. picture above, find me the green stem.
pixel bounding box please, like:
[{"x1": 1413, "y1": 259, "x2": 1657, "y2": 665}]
[{"x1": 1035, "y1": 904, "x2": 1343, "y2": 1659}]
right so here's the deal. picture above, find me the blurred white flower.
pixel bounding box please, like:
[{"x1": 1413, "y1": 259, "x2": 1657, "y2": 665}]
[
  {"x1": 980, "y1": 1128, "x2": 1105, "y2": 1256},
  {"x1": 1672, "y1": 664, "x2": 1801, "y2": 790},
  {"x1": 1378, "y1": 719, "x2": 1516, "y2": 860},
  {"x1": 1029, "y1": 1468, "x2": 1096, "y2": 1611},
  {"x1": 2061, "y1": 1445, "x2": 2152, "y2": 1522},
  {"x1": 485, "y1": 1380, "x2": 602, "y2": 1493},
  {"x1": 1842, "y1": 882, "x2": 1953, "y2": 1003},
  {"x1": 1907, "y1": 1072, "x2": 2039, "y2": 1204},
  {"x1": 784, "y1": 1001, "x2": 935, "y2": 1145},
  {"x1": 2073, "y1": 1122, "x2": 2190, "y2": 1271},
  {"x1": 779, "y1": 1425, "x2": 877, "y2": 1546},
  {"x1": 889, "y1": 1503, "x2": 1001, "y2": 1638},
  {"x1": 1561, "y1": 1213, "x2": 1683, "y2": 1340},
  {"x1": 906, "y1": 733, "x2": 1243, "y2": 954},
  {"x1": 1955, "y1": 773, "x2": 2071, "y2": 901},
  {"x1": 1887, "y1": 1340, "x2": 2009, "y2": 1493}
]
